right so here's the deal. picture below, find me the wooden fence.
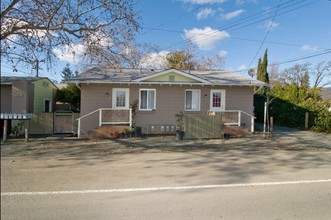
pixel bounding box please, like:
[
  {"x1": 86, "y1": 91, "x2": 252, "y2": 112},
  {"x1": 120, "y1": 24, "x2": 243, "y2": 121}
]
[
  {"x1": 184, "y1": 114, "x2": 223, "y2": 139},
  {"x1": 29, "y1": 112, "x2": 80, "y2": 135}
]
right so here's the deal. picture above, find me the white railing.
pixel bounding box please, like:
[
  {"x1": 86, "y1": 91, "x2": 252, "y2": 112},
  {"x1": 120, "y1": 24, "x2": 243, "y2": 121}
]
[
  {"x1": 207, "y1": 110, "x2": 256, "y2": 132},
  {"x1": 76, "y1": 108, "x2": 132, "y2": 138}
]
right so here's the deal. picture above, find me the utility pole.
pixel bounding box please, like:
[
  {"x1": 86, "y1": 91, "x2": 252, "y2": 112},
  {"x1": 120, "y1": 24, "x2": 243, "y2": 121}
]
[
  {"x1": 33, "y1": 59, "x2": 45, "y2": 77},
  {"x1": 36, "y1": 59, "x2": 39, "y2": 77}
]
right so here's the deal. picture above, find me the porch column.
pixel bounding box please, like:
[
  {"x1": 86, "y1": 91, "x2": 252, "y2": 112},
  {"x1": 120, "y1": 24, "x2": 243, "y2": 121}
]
[
  {"x1": 2, "y1": 119, "x2": 8, "y2": 143},
  {"x1": 238, "y1": 111, "x2": 241, "y2": 126},
  {"x1": 77, "y1": 119, "x2": 81, "y2": 138}
]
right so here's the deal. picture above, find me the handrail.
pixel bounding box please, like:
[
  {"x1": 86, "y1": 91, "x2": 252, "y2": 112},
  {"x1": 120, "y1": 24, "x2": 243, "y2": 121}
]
[
  {"x1": 237, "y1": 110, "x2": 256, "y2": 119},
  {"x1": 77, "y1": 108, "x2": 132, "y2": 138},
  {"x1": 76, "y1": 109, "x2": 101, "y2": 121},
  {"x1": 208, "y1": 110, "x2": 255, "y2": 132}
]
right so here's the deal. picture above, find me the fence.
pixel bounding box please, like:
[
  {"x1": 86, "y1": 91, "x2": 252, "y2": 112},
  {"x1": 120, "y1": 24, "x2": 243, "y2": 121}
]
[
  {"x1": 29, "y1": 112, "x2": 80, "y2": 135},
  {"x1": 185, "y1": 110, "x2": 255, "y2": 139},
  {"x1": 184, "y1": 114, "x2": 223, "y2": 139}
]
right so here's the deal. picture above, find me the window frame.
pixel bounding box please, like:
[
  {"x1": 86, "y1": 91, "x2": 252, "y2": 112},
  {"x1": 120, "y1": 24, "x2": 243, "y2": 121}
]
[
  {"x1": 139, "y1": 89, "x2": 156, "y2": 111},
  {"x1": 185, "y1": 89, "x2": 201, "y2": 111},
  {"x1": 43, "y1": 99, "x2": 52, "y2": 113},
  {"x1": 210, "y1": 89, "x2": 226, "y2": 111},
  {"x1": 112, "y1": 88, "x2": 130, "y2": 109}
]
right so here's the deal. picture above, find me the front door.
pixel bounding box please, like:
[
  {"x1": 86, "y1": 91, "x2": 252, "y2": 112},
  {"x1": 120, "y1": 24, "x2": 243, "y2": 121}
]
[
  {"x1": 210, "y1": 89, "x2": 225, "y2": 111},
  {"x1": 112, "y1": 88, "x2": 130, "y2": 109}
]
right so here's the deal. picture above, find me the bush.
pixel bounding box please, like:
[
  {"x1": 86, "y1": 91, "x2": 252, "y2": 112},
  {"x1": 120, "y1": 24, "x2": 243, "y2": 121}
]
[{"x1": 254, "y1": 84, "x2": 330, "y2": 132}]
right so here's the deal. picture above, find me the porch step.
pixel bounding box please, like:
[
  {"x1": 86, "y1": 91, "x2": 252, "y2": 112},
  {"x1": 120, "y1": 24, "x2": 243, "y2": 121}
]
[
  {"x1": 86, "y1": 125, "x2": 130, "y2": 139},
  {"x1": 222, "y1": 126, "x2": 250, "y2": 138}
]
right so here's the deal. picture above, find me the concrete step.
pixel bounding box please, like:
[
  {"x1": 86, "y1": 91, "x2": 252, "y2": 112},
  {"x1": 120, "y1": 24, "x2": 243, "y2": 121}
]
[{"x1": 86, "y1": 125, "x2": 131, "y2": 139}]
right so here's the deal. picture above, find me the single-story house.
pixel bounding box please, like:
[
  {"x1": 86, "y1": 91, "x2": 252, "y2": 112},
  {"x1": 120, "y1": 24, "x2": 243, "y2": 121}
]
[
  {"x1": 1, "y1": 76, "x2": 57, "y2": 114},
  {"x1": 67, "y1": 68, "x2": 266, "y2": 138},
  {"x1": 1, "y1": 76, "x2": 57, "y2": 136}
]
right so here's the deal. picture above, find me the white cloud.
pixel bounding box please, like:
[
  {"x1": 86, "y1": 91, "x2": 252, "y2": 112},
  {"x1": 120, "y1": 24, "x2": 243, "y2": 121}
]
[
  {"x1": 237, "y1": 64, "x2": 247, "y2": 71},
  {"x1": 85, "y1": 31, "x2": 113, "y2": 48},
  {"x1": 184, "y1": 27, "x2": 230, "y2": 50},
  {"x1": 179, "y1": 0, "x2": 227, "y2": 4},
  {"x1": 218, "y1": 50, "x2": 228, "y2": 58},
  {"x1": 263, "y1": 20, "x2": 280, "y2": 30},
  {"x1": 301, "y1": 44, "x2": 319, "y2": 51},
  {"x1": 221, "y1": 9, "x2": 245, "y2": 20},
  {"x1": 53, "y1": 44, "x2": 85, "y2": 63},
  {"x1": 196, "y1": 8, "x2": 215, "y2": 20},
  {"x1": 140, "y1": 51, "x2": 169, "y2": 69},
  {"x1": 236, "y1": 0, "x2": 257, "y2": 5}
]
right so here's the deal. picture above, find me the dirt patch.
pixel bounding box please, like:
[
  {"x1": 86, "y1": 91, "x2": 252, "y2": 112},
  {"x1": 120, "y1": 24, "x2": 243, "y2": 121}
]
[{"x1": 1, "y1": 128, "x2": 330, "y2": 159}]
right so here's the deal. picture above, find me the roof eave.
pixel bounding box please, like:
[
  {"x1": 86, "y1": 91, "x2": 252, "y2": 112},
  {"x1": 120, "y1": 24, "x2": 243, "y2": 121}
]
[{"x1": 66, "y1": 80, "x2": 265, "y2": 87}]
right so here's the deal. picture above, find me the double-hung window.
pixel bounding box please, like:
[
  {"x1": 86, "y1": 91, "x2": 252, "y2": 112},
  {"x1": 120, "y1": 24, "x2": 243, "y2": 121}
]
[
  {"x1": 185, "y1": 89, "x2": 200, "y2": 111},
  {"x1": 140, "y1": 89, "x2": 156, "y2": 110}
]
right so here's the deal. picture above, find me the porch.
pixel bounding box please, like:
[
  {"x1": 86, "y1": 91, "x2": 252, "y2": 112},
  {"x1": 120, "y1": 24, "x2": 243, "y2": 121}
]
[
  {"x1": 77, "y1": 108, "x2": 132, "y2": 138},
  {"x1": 76, "y1": 108, "x2": 254, "y2": 139}
]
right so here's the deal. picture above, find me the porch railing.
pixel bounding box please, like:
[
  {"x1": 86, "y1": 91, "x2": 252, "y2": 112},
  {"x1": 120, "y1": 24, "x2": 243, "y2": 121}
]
[
  {"x1": 207, "y1": 110, "x2": 256, "y2": 132},
  {"x1": 76, "y1": 108, "x2": 132, "y2": 138}
]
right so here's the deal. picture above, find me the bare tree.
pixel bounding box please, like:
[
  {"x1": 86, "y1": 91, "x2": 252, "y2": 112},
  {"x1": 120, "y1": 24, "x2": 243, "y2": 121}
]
[
  {"x1": 1, "y1": 0, "x2": 140, "y2": 71},
  {"x1": 268, "y1": 62, "x2": 281, "y2": 85},
  {"x1": 117, "y1": 42, "x2": 159, "y2": 69},
  {"x1": 280, "y1": 63, "x2": 311, "y2": 87},
  {"x1": 312, "y1": 61, "x2": 331, "y2": 88},
  {"x1": 196, "y1": 54, "x2": 225, "y2": 70}
]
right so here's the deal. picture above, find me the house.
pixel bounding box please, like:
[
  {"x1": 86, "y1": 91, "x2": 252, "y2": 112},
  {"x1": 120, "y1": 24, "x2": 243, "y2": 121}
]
[
  {"x1": 1, "y1": 76, "x2": 58, "y2": 136},
  {"x1": 67, "y1": 68, "x2": 266, "y2": 138},
  {"x1": 1, "y1": 76, "x2": 58, "y2": 114}
]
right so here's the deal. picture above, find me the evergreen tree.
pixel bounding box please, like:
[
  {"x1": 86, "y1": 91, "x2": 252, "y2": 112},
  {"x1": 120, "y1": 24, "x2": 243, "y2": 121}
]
[
  {"x1": 61, "y1": 64, "x2": 73, "y2": 81},
  {"x1": 257, "y1": 49, "x2": 269, "y2": 83}
]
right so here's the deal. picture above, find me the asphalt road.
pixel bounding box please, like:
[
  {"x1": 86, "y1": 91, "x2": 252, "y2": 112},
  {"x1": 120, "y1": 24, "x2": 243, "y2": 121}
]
[
  {"x1": 1, "y1": 130, "x2": 331, "y2": 219},
  {"x1": 2, "y1": 182, "x2": 331, "y2": 220}
]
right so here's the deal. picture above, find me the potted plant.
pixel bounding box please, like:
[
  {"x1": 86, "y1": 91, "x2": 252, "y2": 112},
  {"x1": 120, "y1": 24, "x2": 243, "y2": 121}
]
[
  {"x1": 175, "y1": 111, "x2": 185, "y2": 140},
  {"x1": 123, "y1": 128, "x2": 131, "y2": 138},
  {"x1": 133, "y1": 126, "x2": 142, "y2": 137}
]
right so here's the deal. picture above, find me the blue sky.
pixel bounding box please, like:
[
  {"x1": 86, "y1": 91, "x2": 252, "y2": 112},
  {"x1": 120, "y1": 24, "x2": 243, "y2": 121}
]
[
  {"x1": 136, "y1": 0, "x2": 331, "y2": 73},
  {"x1": 2, "y1": 0, "x2": 330, "y2": 83}
]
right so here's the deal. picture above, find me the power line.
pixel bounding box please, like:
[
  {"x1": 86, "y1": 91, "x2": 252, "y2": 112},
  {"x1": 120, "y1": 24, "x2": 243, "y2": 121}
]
[
  {"x1": 1, "y1": 64, "x2": 33, "y2": 75},
  {"x1": 276, "y1": 49, "x2": 331, "y2": 65},
  {"x1": 141, "y1": 5, "x2": 204, "y2": 35},
  {"x1": 247, "y1": 0, "x2": 282, "y2": 69},
  {"x1": 235, "y1": 49, "x2": 331, "y2": 73},
  {"x1": 145, "y1": 0, "x2": 320, "y2": 52}
]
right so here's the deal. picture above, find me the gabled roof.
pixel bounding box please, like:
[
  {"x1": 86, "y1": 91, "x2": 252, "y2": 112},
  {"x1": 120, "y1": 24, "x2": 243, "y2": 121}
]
[
  {"x1": 133, "y1": 69, "x2": 210, "y2": 84},
  {"x1": 1, "y1": 76, "x2": 58, "y2": 88},
  {"x1": 0, "y1": 76, "x2": 41, "y2": 84},
  {"x1": 66, "y1": 68, "x2": 267, "y2": 87}
]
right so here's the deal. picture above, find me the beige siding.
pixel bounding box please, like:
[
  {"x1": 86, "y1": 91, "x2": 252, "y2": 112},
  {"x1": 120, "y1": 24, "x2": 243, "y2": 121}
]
[
  {"x1": 80, "y1": 84, "x2": 255, "y2": 134},
  {"x1": 1, "y1": 85, "x2": 12, "y2": 113},
  {"x1": 11, "y1": 81, "x2": 30, "y2": 113},
  {"x1": 80, "y1": 84, "x2": 113, "y2": 135}
]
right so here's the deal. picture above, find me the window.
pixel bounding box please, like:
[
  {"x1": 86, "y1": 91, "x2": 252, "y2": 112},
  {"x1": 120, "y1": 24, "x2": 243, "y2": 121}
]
[
  {"x1": 185, "y1": 90, "x2": 200, "y2": 111},
  {"x1": 210, "y1": 90, "x2": 225, "y2": 111},
  {"x1": 112, "y1": 88, "x2": 129, "y2": 109},
  {"x1": 44, "y1": 99, "x2": 51, "y2": 112},
  {"x1": 140, "y1": 89, "x2": 156, "y2": 110}
]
